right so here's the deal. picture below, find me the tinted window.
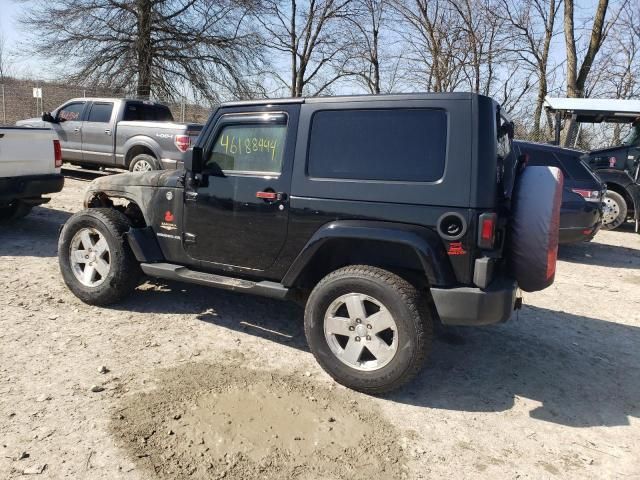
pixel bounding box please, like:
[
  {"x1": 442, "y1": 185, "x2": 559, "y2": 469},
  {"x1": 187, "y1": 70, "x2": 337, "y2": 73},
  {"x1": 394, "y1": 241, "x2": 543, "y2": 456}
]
[
  {"x1": 123, "y1": 102, "x2": 174, "y2": 121},
  {"x1": 556, "y1": 152, "x2": 595, "y2": 181},
  {"x1": 207, "y1": 124, "x2": 287, "y2": 174},
  {"x1": 57, "y1": 102, "x2": 85, "y2": 122},
  {"x1": 307, "y1": 109, "x2": 447, "y2": 182},
  {"x1": 87, "y1": 103, "x2": 113, "y2": 123},
  {"x1": 518, "y1": 144, "x2": 567, "y2": 175}
]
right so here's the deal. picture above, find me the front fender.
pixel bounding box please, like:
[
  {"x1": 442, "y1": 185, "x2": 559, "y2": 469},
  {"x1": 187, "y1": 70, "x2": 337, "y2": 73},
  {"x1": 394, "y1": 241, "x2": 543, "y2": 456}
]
[{"x1": 282, "y1": 220, "x2": 455, "y2": 287}]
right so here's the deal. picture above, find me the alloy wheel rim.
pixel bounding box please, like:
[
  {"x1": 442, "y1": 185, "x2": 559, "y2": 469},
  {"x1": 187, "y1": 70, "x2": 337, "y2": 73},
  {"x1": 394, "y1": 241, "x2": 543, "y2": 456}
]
[
  {"x1": 133, "y1": 159, "x2": 153, "y2": 172},
  {"x1": 323, "y1": 293, "x2": 398, "y2": 371},
  {"x1": 69, "y1": 228, "x2": 111, "y2": 287}
]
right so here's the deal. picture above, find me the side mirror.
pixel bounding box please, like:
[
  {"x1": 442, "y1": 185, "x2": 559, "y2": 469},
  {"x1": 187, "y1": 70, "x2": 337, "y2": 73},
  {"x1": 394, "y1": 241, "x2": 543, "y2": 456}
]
[
  {"x1": 42, "y1": 112, "x2": 57, "y2": 123},
  {"x1": 187, "y1": 146, "x2": 203, "y2": 173}
]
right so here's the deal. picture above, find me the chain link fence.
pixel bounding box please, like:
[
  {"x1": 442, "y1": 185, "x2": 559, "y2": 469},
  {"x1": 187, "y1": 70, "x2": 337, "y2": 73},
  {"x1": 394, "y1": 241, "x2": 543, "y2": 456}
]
[{"x1": 0, "y1": 78, "x2": 212, "y2": 126}]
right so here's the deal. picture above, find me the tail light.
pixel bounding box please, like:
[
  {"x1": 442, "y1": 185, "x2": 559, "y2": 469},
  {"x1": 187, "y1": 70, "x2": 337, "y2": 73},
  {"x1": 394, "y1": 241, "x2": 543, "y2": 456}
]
[
  {"x1": 571, "y1": 188, "x2": 600, "y2": 202},
  {"x1": 478, "y1": 212, "x2": 497, "y2": 249},
  {"x1": 53, "y1": 140, "x2": 62, "y2": 168},
  {"x1": 174, "y1": 135, "x2": 191, "y2": 153}
]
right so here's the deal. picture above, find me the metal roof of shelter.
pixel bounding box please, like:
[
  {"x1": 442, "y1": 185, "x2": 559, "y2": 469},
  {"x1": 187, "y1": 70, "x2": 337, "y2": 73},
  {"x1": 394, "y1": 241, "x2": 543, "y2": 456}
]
[{"x1": 544, "y1": 96, "x2": 640, "y2": 123}]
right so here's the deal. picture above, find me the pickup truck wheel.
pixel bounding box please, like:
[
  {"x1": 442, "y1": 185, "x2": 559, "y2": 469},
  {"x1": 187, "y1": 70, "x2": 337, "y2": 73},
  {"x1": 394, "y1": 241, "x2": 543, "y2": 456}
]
[
  {"x1": 129, "y1": 154, "x2": 160, "y2": 172},
  {"x1": 601, "y1": 190, "x2": 627, "y2": 230},
  {"x1": 58, "y1": 208, "x2": 141, "y2": 305},
  {"x1": 304, "y1": 265, "x2": 432, "y2": 394},
  {"x1": 0, "y1": 201, "x2": 33, "y2": 222}
]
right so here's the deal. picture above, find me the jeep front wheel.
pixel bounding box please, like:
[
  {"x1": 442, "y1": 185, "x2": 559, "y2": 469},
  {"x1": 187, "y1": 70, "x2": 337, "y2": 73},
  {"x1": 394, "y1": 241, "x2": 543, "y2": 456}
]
[
  {"x1": 304, "y1": 265, "x2": 432, "y2": 394},
  {"x1": 58, "y1": 208, "x2": 141, "y2": 305}
]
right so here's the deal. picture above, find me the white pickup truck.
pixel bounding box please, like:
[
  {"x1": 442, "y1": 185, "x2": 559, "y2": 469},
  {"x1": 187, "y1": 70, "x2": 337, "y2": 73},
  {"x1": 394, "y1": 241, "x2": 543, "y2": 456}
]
[{"x1": 0, "y1": 127, "x2": 64, "y2": 221}]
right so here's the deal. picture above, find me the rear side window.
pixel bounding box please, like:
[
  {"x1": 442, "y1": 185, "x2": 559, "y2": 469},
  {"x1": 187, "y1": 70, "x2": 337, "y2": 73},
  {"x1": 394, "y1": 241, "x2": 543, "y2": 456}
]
[
  {"x1": 123, "y1": 103, "x2": 174, "y2": 122},
  {"x1": 519, "y1": 145, "x2": 569, "y2": 176},
  {"x1": 307, "y1": 109, "x2": 447, "y2": 182},
  {"x1": 556, "y1": 152, "x2": 595, "y2": 181},
  {"x1": 87, "y1": 103, "x2": 113, "y2": 123}
]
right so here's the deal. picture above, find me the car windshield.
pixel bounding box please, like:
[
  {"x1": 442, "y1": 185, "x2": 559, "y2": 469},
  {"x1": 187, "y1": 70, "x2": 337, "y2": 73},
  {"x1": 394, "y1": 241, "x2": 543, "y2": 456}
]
[{"x1": 622, "y1": 123, "x2": 640, "y2": 146}]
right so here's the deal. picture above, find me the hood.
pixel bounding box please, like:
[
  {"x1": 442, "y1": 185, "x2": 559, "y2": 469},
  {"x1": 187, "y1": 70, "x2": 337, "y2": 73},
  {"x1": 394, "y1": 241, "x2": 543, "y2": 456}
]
[
  {"x1": 89, "y1": 169, "x2": 183, "y2": 191},
  {"x1": 15, "y1": 118, "x2": 48, "y2": 128}
]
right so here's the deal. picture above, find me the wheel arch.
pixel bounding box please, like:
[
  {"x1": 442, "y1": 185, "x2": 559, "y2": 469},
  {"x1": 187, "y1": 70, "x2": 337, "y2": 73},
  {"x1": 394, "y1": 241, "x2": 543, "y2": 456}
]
[
  {"x1": 282, "y1": 220, "x2": 455, "y2": 290},
  {"x1": 123, "y1": 138, "x2": 161, "y2": 168}
]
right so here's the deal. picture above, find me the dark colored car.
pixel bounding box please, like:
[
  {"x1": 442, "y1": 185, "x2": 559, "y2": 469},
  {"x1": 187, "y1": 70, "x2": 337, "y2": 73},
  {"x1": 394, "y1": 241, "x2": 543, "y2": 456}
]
[
  {"x1": 513, "y1": 141, "x2": 605, "y2": 244},
  {"x1": 56, "y1": 93, "x2": 562, "y2": 394},
  {"x1": 582, "y1": 120, "x2": 640, "y2": 231}
]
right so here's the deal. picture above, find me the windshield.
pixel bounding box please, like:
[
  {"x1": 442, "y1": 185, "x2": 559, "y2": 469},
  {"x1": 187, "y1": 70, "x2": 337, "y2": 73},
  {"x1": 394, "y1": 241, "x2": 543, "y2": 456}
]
[{"x1": 622, "y1": 123, "x2": 640, "y2": 146}]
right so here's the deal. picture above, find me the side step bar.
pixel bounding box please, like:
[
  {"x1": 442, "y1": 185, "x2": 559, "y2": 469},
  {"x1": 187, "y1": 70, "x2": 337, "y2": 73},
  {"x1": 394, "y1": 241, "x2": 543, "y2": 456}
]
[{"x1": 140, "y1": 263, "x2": 289, "y2": 300}]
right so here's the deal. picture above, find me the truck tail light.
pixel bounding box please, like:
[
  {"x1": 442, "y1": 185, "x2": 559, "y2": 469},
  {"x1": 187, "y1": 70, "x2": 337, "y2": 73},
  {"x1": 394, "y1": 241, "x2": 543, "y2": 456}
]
[
  {"x1": 571, "y1": 188, "x2": 600, "y2": 202},
  {"x1": 478, "y1": 212, "x2": 497, "y2": 249},
  {"x1": 175, "y1": 135, "x2": 191, "y2": 153},
  {"x1": 53, "y1": 140, "x2": 62, "y2": 168}
]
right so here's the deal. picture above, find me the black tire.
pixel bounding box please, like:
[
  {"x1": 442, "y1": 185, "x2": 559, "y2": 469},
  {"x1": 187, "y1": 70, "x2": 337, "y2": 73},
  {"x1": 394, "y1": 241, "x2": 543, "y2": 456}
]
[
  {"x1": 58, "y1": 208, "x2": 141, "y2": 305},
  {"x1": 601, "y1": 190, "x2": 627, "y2": 230},
  {"x1": 0, "y1": 201, "x2": 33, "y2": 222},
  {"x1": 304, "y1": 265, "x2": 432, "y2": 394},
  {"x1": 129, "y1": 153, "x2": 161, "y2": 172}
]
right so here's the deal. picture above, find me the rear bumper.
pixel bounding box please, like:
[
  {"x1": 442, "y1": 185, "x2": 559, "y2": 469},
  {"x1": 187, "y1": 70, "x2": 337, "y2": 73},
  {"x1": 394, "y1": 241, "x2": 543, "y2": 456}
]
[
  {"x1": 431, "y1": 277, "x2": 517, "y2": 326},
  {"x1": 559, "y1": 200, "x2": 602, "y2": 244},
  {"x1": 0, "y1": 173, "x2": 64, "y2": 204}
]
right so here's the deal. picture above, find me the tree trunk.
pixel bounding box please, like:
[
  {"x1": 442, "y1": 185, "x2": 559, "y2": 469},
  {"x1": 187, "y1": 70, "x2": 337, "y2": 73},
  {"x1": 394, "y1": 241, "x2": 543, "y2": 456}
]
[
  {"x1": 563, "y1": 0, "x2": 609, "y2": 145},
  {"x1": 290, "y1": 0, "x2": 298, "y2": 97},
  {"x1": 136, "y1": 0, "x2": 153, "y2": 99}
]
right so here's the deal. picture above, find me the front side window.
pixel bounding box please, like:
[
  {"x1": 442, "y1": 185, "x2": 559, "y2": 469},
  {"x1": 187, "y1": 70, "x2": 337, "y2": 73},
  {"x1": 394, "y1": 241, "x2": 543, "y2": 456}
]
[
  {"x1": 87, "y1": 103, "x2": 114, "y2": 123},
  {"x1": 207, "y1": 123, "x2": 287, "y2": 174},
  {"x1": 57, "y1": 102, "x2": 85, "y2": 122},
  {"x1": 307, "y1": 109, "x2": 447, "y2": 182}
]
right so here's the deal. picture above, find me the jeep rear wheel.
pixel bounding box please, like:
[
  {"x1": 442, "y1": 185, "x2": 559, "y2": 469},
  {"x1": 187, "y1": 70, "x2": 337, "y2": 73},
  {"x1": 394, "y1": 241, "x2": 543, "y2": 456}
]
[
  {"x1": 58, "y1": 208, "x2": 141, "y2": 305},
  {"x1": 304, "y1": 265, "x2": 432, "y2": 394},
  {"x1": 601, "y1": 190, "x2": 627, "y2": 230}
]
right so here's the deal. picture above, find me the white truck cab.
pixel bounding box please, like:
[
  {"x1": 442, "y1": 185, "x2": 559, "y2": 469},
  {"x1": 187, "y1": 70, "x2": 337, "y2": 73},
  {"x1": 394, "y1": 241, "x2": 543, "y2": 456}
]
[{"x1": 0, "y1": 127, "x2": 64, "y2": 220}]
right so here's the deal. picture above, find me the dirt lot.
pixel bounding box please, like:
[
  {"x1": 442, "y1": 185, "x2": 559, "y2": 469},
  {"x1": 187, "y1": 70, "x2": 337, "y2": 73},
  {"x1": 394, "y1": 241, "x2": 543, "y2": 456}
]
[{"x1": 1, "y1": 168, "x2": 639, "y2": 479}]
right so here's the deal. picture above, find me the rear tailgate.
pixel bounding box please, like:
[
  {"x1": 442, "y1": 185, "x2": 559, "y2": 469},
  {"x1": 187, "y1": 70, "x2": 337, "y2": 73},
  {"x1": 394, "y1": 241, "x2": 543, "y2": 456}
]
[{"x1": 0, "y1": 127, "x2": 58, "y2": 177}]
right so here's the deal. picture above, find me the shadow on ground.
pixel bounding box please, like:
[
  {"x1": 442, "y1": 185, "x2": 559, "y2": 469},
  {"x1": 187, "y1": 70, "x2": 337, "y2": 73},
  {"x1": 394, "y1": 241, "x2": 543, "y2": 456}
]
[
  {"x1": 112, "y1": 281, "x2": 639, "y2": 430},
  {"x1": 559, "y1": 238, "x2": 640, "y2": 269},
  {"x1": 0, "y1": 206, "x2": 71, "y2": 257}
]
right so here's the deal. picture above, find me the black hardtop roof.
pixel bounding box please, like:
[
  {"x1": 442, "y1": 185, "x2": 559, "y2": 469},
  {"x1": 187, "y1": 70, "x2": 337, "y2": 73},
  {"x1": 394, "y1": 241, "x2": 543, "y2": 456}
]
[
  {"x1": 220, "y1": 92, "x2": 491, "y2": 108},
  {"x1": 514, "y1": 140, "x2": 584, "y2": 155}
]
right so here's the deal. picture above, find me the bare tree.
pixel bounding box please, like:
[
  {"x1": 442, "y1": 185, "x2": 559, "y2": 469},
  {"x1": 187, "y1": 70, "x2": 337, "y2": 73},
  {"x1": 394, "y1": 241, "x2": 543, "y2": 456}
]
[
  {"x1": 501, "y1": 0, "x2": 562, "y2": 138},
  {"x1": 256, "y1": 0, "x2": 354, "y2": 97},
  {"x1": 0, "y1": 30, "x2": 9, "y2": 83},
  {"x1": 19, "y1": 0, "x2": 264, "y2": 101}
]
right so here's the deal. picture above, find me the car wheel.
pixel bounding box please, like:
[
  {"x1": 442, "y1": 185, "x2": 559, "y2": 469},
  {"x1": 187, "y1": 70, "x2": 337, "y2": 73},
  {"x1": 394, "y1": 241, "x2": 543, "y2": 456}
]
[
  {"x1": 601, "y1": 191, "x2": 627, "y2": 230},
  {"x1": 58, "y1": 208, "x2": 141, "y2": 305},
  {"x1": 304, "y1": 265, "x2": 432, "y2": 394},
  {"x1": 0, "y1": 201, "x2": 33, "y2": 222},
  {"x1": 129, "y1": 154, "x2": 160, "y2": 172}
]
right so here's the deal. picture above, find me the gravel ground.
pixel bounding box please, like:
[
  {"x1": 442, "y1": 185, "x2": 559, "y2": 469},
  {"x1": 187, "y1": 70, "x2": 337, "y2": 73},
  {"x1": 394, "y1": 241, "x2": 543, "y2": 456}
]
[{"x1": 1, "y1": 168, "x2": 639, "y2": 479}]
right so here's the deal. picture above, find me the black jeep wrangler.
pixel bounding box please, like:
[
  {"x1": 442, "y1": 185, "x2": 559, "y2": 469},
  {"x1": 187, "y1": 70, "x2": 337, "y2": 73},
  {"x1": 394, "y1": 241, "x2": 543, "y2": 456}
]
[{"x1": 58, "y1": 93, "x2": 560, "y2": 393}]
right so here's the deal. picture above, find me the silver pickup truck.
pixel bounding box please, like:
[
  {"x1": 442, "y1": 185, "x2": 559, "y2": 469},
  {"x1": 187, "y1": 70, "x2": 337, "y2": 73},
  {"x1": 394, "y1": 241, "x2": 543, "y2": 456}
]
[{"x1": 16, "y1": 98, "x2": 203, "y2": 172}]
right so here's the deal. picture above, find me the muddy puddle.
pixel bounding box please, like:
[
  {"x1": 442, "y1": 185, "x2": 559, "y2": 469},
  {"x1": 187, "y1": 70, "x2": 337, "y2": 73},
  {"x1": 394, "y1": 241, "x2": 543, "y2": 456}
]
[{"x1": 111, "y1": 361, "x2": 408, "y2": 479}]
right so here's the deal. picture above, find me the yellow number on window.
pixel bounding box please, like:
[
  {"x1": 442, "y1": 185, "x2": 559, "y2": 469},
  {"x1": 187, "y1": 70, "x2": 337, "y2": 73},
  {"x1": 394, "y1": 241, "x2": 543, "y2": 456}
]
[{"x1": 219, "y1": 134, "x2": 229, "y2": 154}]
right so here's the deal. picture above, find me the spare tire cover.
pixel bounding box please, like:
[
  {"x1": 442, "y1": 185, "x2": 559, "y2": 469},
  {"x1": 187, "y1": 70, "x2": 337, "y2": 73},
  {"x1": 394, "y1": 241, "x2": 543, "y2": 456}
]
[{"x1": 508, "y1": 166, "x2": 563, "y2": 292}]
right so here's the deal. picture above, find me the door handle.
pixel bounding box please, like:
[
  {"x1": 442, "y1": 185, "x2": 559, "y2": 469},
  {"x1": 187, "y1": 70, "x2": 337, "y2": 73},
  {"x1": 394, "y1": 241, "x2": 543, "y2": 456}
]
[
  {"x1": 73, "y1": 127, "x2": 81, "y2": 134},
  {"x1": 256, "y1": 190, "x2": 286, "y2": 202},
  {"x1": 104, "y1": 129, "x2": 111, "y2": 136}
]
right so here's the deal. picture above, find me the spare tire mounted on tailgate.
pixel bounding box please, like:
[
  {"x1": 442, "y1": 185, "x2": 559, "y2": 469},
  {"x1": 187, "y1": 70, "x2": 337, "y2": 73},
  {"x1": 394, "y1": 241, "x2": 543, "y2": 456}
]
[{"x1": 508, "y1": 166, "x2": 563, "y2": 292}]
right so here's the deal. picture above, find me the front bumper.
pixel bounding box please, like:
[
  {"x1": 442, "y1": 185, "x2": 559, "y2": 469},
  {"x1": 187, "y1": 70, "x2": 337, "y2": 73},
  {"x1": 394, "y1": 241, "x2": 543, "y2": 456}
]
[
  {"x1": 0, "y1": 173, "x2": 64, "y2": 204},
  {"x1": 431, "y1": 277, "x2": 518, "y2": 326}
]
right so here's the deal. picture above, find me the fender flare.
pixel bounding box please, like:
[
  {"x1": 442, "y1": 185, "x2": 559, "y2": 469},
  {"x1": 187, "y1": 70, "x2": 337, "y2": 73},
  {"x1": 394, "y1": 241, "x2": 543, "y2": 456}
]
[
  {"x1": 122, "y1": 136, "x2": 163, "y2": 166},
  {"x1": 281, "y1": 220, "x2": 456, "y2": 288},
  {"x1": 598, "y1": 170, "x2": 640, "y2": 220}
]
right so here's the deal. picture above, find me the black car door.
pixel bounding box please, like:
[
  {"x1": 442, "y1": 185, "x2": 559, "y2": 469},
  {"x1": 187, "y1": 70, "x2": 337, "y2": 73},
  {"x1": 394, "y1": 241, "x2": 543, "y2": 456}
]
[{"x1": 183, "y1": 105, "x2": 299, "y2": 275}]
